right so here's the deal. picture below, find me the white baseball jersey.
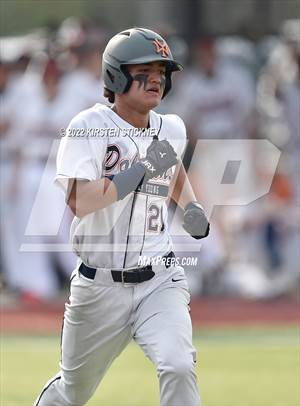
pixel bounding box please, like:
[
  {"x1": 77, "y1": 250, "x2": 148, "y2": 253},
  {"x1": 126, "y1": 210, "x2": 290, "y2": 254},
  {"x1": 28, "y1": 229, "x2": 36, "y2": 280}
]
[{"x1": 56, "y1": 104, "x2": 186, "y2": 269}]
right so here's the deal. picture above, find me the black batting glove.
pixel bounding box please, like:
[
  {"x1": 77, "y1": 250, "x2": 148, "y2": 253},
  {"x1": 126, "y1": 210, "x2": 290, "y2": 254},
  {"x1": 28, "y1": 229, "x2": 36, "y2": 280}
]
[
  {"x1": 139, "y1": 139, "x2": 178, "y2": 181},
  {"x1": 183, "y1": 201, "x2": 210, "y2": 240}
]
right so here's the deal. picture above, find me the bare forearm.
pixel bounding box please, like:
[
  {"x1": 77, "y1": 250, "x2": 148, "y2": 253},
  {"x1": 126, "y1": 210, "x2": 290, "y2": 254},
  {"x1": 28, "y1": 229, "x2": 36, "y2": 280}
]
[
  {"x1": 68, "y1": 159, "x2": 150, "y2": 217},
  {"x1": 67, "y1": 178, "x2": 117, "y2": 218},
  {"x1": 170, "y1": 163, "x2": 197, "y2": 209},
  {"x1": 171, "y1": 163, "x2": 210, "y2": 239}
]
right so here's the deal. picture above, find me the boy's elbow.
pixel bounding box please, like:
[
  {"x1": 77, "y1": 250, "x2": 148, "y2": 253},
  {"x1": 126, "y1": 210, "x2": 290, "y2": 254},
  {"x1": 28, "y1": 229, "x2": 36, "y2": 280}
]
[{"x1": 67, "y1": 196, "x2": 86, "y2": 218}]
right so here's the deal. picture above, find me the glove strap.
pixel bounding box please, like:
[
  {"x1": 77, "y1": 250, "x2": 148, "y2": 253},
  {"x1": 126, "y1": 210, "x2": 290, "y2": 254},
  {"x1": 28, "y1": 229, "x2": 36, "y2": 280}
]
[
  {"x1": 184, "y1": 201, "x2": 204, "y2": 212},
  {"x1": 107, "y1": 162, "x2": 146, "y2": 200}
]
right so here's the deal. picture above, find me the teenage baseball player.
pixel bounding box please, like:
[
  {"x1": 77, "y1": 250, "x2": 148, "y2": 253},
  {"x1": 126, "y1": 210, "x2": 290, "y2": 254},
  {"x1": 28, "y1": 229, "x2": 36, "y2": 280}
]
[{"x1": 34, "y1": 27, "x2": 209, "y2": 406}]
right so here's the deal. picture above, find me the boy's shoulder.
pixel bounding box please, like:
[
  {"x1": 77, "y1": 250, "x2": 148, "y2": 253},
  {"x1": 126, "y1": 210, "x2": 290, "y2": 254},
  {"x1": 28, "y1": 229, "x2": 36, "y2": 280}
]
[{"x1": 151, "y1": 110, "x2": 186, "y2": 140}]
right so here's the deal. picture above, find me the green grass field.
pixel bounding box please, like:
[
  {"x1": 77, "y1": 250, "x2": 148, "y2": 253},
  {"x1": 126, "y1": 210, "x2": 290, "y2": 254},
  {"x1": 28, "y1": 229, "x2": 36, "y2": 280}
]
[{"x1": 1, "y1": 326, "x2": 299, "y2": 406}]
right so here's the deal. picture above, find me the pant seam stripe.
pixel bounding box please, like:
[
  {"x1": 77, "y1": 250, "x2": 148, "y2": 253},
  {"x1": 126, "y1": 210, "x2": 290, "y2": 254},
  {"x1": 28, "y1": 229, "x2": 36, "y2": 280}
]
[{"x1": 35, "y1": 376, "x2": 61, "y2": 405}]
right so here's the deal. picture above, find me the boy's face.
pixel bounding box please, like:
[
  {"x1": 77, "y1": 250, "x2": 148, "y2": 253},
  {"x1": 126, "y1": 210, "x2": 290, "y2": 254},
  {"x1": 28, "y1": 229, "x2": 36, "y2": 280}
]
[{"x1": 118, "y1": 61, "x2": 167, "y2": 112}]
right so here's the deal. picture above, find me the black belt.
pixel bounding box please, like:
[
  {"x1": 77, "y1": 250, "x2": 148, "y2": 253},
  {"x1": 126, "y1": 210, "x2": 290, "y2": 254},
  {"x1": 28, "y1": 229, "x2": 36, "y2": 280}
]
[
  {"x1": 111, "y1": 266, "x2": 154, "y2": 283},
  {"x1": 79, "y1": 251, "x2": 175, "y2": 283}
]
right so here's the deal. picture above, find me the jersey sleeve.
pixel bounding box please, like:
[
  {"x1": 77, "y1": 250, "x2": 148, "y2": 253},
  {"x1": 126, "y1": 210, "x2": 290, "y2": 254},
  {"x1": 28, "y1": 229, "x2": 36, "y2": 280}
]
[
  {"x1": 162, "y1": 114, "x2": 187, "y2": 159},
  {"x1": 55, "y1": 113, "x2": 106, "y2": 194}
]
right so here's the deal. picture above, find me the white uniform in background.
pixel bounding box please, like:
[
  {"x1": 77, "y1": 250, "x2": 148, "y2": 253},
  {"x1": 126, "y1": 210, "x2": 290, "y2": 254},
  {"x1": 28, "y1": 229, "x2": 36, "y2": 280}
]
[
  {"x1": 169, "y1": 63, "x2": 255, "y2": 293},
  {"x1": 60, "y1": 68, "x2": 108, "y2": 123},
  {"x1": 0, "y1": 72, "x2": 25, "y2": 290},
  {"x1": 6, "y1": 73, "x2": 76, "y2": 299},
  {"x1": 178, "y1": 63, "x2": 255, "y2": 139}
]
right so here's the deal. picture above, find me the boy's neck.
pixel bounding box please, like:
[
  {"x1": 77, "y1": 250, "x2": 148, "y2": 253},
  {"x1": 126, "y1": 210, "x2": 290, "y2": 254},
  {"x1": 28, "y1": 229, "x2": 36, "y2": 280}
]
[{"x1": 112, "y1": 104, "x2": 150, "y2": 128}]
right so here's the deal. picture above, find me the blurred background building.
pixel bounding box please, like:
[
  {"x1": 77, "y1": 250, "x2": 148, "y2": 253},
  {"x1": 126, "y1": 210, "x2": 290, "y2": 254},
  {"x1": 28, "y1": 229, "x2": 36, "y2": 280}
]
[{"x1": 0, "y1": 0, "x2": 299, "y2": 303}]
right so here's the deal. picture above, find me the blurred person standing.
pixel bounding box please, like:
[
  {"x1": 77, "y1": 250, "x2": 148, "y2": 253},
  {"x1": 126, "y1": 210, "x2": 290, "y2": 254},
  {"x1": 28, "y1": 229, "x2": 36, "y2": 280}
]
[
  {"x1": 0, "y1": 59, "x2": 23, "y2": 290},
  {"x1": 255, "y1": 20, "x2": 300, "y2": 285},
  {"x1": 174, "y1": 35, "x2": 256, "y2": 201},
  {"x1": 177, "y1": 36, "x2": 256, "y2": 144},
  {"x1": 257, "y1": 19, "x2": 300, "y2": 198},
  {"x1": 0, "y1": 55, "x2": 41, "y2": 293},
  {"x1": 60, "y1": 26, "x2": 108, "y2": 122},
  {"x1": 217, "y1": 20, "x2": 300, "y2": 297},
  {"x1": 165, "y1": 36, "x2": 256, "y2": 295},
  {"x1": 1, "y1": 56, "x2": 76, "y2": 301}
]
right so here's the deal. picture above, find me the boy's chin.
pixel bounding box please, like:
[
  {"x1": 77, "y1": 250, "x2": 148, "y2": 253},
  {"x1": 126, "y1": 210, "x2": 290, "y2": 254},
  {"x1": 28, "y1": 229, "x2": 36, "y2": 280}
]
[{"x1": 144, "y1": 99, "x2": 161, "y2": 110}]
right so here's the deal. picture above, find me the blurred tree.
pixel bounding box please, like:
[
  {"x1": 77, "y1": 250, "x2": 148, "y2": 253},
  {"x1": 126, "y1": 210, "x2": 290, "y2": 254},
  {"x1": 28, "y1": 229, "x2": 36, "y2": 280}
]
[
  {"x1": 0, "y1": 0, "x2": 85, "y2": 35},
  {"x1": 0, "y1": 0, "x2": 299, "y2": 38}
]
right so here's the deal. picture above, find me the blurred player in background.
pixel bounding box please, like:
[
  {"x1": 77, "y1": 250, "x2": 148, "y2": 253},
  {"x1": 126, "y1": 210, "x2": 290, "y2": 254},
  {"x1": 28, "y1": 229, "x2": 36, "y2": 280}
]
[
  {"x1": 163, "y1": 36, "x2": 256, "y2": 295},
  {"x1": 59, "y1": 19, "x2": 108, "y2": 122},
  {"x1": 253, "y1": 18, "x2": 300, "y2": 286}
]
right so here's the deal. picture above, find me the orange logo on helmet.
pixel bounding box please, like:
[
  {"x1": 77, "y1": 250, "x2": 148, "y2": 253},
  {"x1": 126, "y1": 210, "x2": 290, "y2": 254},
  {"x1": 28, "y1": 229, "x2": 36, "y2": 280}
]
[{"x1": 153, "y1": 38, "x2": 170, "y2": 58}]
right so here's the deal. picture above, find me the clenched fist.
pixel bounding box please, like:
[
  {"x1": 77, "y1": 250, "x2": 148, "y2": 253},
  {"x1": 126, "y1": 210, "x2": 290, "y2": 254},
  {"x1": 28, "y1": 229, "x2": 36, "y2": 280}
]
[
  {"x1": 139, "y1": 139, "x2": 178, "y2": 181},
  {"x1": 183, "y1": 201, "x2": 210, "y2": 240}
]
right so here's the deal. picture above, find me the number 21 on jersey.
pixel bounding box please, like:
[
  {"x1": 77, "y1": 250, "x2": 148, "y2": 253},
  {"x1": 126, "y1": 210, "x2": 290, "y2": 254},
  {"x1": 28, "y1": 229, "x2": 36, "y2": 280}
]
[{"x1": 147, "y1": 203, "x2": 164, "y2": 233}]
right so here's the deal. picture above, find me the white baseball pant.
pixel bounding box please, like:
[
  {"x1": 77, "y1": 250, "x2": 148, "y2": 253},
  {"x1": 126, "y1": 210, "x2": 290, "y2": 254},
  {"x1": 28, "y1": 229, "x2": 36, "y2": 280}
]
[{"x1": 34, "y1": 262, "x2": 200, "y2": 406}]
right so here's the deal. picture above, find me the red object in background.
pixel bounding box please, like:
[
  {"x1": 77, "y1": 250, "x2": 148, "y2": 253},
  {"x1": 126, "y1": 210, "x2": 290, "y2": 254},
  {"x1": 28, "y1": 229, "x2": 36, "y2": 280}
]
[
  {"x1": 270, "y1": 172, "x2": 294, "y2": 202},
  {"x1": 42, "y1": 59, "x2": 60, "y2": 83}
]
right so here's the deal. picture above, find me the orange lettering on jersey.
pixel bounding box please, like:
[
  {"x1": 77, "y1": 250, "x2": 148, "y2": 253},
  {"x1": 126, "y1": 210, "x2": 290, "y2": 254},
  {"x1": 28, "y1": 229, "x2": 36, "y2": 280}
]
[{"x1": 153, "y1": 39, "x2": 170, "y2": 58}]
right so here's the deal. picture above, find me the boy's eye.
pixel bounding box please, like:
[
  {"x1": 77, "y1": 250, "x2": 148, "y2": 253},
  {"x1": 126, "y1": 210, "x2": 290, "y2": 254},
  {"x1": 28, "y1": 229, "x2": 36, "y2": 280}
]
[
  {"x1": 135, "y1": 67, "x2": 165, "y2": 75},
  {"x1": 139, "y1": 68, "x2": 149, "y2": 73}
]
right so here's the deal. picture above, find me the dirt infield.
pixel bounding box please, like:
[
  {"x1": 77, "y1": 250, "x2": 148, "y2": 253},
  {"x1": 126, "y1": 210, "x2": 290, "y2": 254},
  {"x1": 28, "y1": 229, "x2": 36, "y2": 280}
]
[
  {"x1": 190, "y1": 297, "x2": 300, "y2": 326},
  {"x1": 1, "y1": 297, "x2": 299, "y2": 334}
]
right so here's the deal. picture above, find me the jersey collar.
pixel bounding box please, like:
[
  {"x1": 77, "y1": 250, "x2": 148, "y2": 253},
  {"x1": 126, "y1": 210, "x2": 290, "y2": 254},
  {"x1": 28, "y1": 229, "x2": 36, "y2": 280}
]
[{"x1": 102, "y1": 105, "x2": 160, "y2": 133}]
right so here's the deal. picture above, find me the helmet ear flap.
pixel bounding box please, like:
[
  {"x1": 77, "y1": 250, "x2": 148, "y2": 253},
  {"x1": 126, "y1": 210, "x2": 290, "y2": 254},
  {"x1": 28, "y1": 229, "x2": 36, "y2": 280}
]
[
  {"x1": 120, "y1": 65, "x2": 133, "y2": 93},
  {"x1": 162, "y1": 70, "x2": 172, "y2": 98},
  {"x1": 103, "y1": 64, "x2": 132, "y2": 94},
  {"x1": 106, "y1": 69, "x2": 115, "y2": 86}
]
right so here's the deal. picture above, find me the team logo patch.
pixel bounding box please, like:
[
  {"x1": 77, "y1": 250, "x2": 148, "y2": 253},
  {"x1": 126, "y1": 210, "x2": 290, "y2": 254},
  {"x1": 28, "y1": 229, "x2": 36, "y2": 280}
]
[{"x1": 153, "y1": 38, "x2": 170, "y2": 58}]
